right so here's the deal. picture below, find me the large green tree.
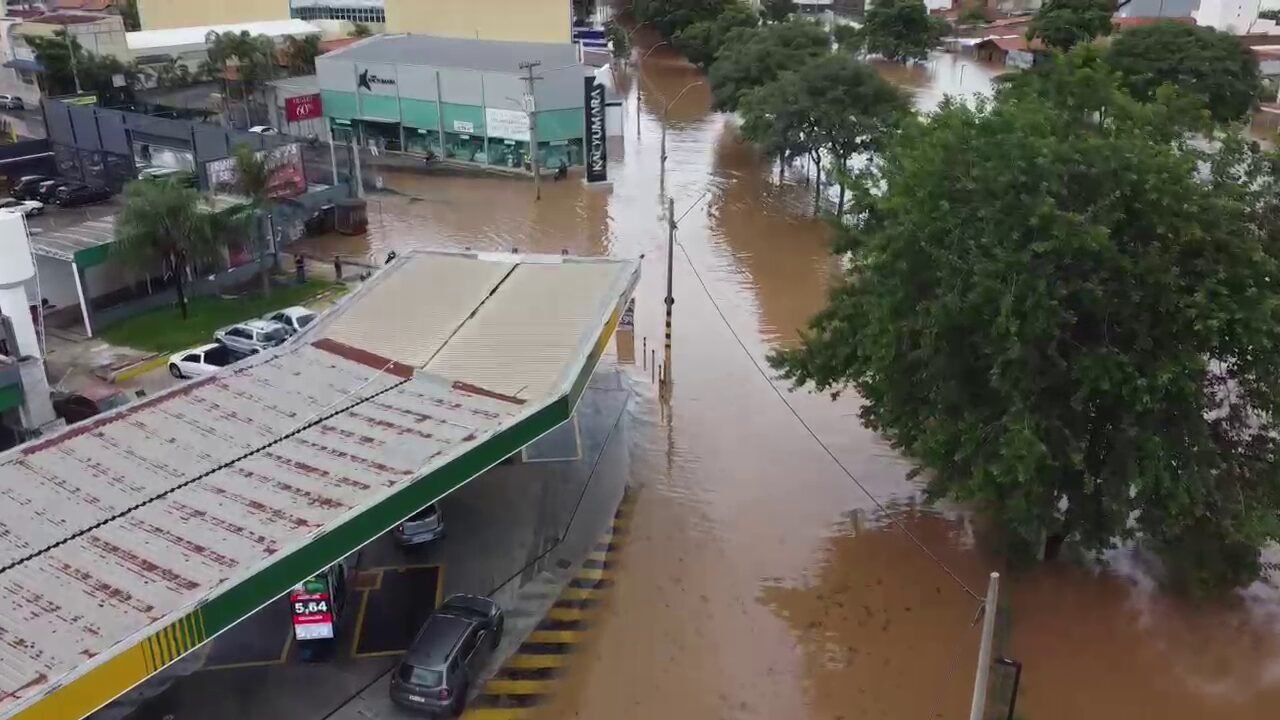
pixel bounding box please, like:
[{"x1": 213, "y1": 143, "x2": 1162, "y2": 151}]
[
  {"x1": 1027, "y1": 0, "x2": 1113, "y2": 51},
  {"x1": 114, "y1": 181, "x2": 238, "y2": 320},
  {"x1": 707, "y1": 19, "x2": 830, "y2": 111},
  {"x1": 770, "y1": 54, "x2": 1280, "y2": 595},
  {"x1": 859, "y1": 0, "x2": 946, "y2": 63},
  {"x1": 1105, "y1": 21, "x2": 1260, "y2": 124},
  {"x1": 206, "y1": 31, "x2": 278, "y2": 125},
  {"x1": 282, "y1": 34, "x2": 321, "y2": 76},
  {"x1": 25, "y1": 31, "x2": 140, "y2": 103},
  {"x1": 231, "y1": 144, "x2": 275, "y2": 296},
  {"x1": 741, "y1": 54, "x2": 908, "y2": 214},
  {"x1": 674, "y1": 2, "x2": 758, "y2": 69}
]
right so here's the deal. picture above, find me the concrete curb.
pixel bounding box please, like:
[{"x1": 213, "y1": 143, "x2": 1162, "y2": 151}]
[{"x1": 108, "y1": 354, "x2": 167, "y2": 384}]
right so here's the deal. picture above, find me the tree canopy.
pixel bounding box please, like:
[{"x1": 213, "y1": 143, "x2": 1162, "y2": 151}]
[
  {"x1": 707, "y1": 19, "x2": 830, "y2": 111},
  {"x1": 634, "y1": 0, "x2": 739, "y2": 39},
  {"x1": 770, "y1": 54, "x2": 1280, "y2": 595},
  {"x1": 1027, "y1": 0, "x2": 1113, "y2": 51},
  {"x1": 283, "y1": 35, "x2": 321, "y2": 76},
  {"x1": 25, "y1": 31, "x2": 140, "y2": 103},
  {"x1": 741, "y1": 53, "x2": 908, "y2": 214},
  {"x1": 231, "y1": 144, "x2": 275, "y2": 296},
  {"x1": 674, "y1": 2, "x2": 759, "y2": 69},
  {"x1": 1104, "y1": 21, "x2": 1260, "y2": 124},
  {"x1": 114, "y1": 180, "x2": 238, "y2": 320},
  {"x1": 858, "y1": 0, "x2": 946, "y2": 63}
]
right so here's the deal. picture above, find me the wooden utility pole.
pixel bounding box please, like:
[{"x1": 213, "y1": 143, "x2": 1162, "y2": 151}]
[
  {"x1": 969, "y1": 572, "x2": 1001, "y2": 720},
  {"x1": 519, "y1": 61, "x2": 543, "y2": 201},
  {"x1": 663, "y1": 195, "x2": 675, "y2": 390}
]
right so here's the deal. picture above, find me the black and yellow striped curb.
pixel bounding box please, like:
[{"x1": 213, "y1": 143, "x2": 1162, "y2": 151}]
[{"x1": 462, "y1": 491, "x2": 634, "y2": 720}]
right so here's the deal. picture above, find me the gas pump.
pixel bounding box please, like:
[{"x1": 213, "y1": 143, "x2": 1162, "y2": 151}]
[{"x1": 290, "y1": 559, "x2": 350, "y2": 661}]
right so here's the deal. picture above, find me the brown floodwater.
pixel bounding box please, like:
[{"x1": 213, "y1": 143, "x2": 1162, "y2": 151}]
[{"x1": 298, "y1": 40, "x2": 1280, "y2": 720}]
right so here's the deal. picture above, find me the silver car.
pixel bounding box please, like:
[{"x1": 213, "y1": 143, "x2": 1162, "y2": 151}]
[
  {"x1": 213, "y1": 319, "x2": 290, "y2": 355},
  {"x1": 389, "y1": 594, "x2": 503, "y2": 717},
  {"x1": 393, "y1": 504, "x2": 445, "y2": 547}
]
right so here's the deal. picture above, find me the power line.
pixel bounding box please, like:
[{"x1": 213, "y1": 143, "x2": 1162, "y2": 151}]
[{"x1": 672, "y1": 237, "x2": 985, "y2": 603}]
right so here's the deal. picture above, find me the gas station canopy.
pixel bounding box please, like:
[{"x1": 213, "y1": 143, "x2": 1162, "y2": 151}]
[{"x1": 0, "y1": 250, "x2": 639, "y2": 720}]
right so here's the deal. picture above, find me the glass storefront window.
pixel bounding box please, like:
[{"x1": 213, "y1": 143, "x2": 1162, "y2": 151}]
[
  {"x1": 443, "y1": 133, "x2": 485, "y2": 163},
  {"x1": 542, "y1": 139, "x2": 583, "y2": 169},
  {"x1": 359, "y1": 120, "x2": 402, "y2": 152},
  {"x1": 405, "y1": 129, "x2": 441, "y2": 157},
  {"x1": 488, "y1": 139, "x2": 528, "y2": 170}
]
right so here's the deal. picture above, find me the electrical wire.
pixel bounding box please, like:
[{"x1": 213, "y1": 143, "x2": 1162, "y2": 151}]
[{"x1": 672, "y1": 237, "x2": 985, "y2": 603}]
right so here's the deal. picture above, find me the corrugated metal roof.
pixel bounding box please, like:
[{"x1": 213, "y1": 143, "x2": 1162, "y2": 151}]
[
  {"x1": 323, "y1": 253, "x2": 515, "y2": 368},
  {"x1": 0, "y1": 249, "x2": 640, "y2": 719},
  {"x1": 425, "y1": 260, "x2": 630, "y2": 399},
  {"x1": 321, "y1": 33, "x2": 580, "y2": 73},
  {"x1": 29, "y1": 217, "x2": 114, "y2": 261}
]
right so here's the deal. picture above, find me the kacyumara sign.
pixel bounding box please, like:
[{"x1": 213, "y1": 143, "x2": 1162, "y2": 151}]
[{"x1": 583, "y1": 78, "x2": 607, "y2": 184}]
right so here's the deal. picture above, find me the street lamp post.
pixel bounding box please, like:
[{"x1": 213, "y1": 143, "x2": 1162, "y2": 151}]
[
  {"x1": 660, "y1": 81, "x2": 703, "y2": 194},
  {"x1": 636, "y1": 41, "x2": 668, "y2": 140}
]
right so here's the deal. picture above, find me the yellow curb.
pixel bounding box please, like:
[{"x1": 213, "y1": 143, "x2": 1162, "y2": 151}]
[
  {"x1": 547, "y1": 607, "x2": 587, "y2": 622},
  {"x1": 483, "y1": 679, "x2": 556, "y2": 695},
  {"x1": 557, "y1": 587, "x2": 601, "y2": 601},
  {"x1": 460, "y1": 709, "x2": 535, "y2": 720},
  {"x1": 527, "y1": 630, "x2": 585, "y2": 644},
  {"x1": 575, "y1": 567, "x2": 611, "y2": 582},
  {"x1": 111, "y1": 354, "x2": 167, "y2": 383},
  {"x1": 504, "y1": 654, "x2": 568, "y2": 669}
]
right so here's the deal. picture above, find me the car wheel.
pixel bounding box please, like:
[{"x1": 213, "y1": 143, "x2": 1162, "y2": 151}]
[
  {"x1": 490, "y1": 618, "x2": 503, "y2": 649},
  {"x1": 169, "y1": 364, "x2": 184, "y2": 379}
]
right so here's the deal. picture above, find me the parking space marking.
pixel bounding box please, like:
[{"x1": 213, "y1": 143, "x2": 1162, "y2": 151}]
[
  {"x1": 202, "y1": 634, "x2": 292, "y2": 672},
  {"x1": 350, "y1": 564, "x2": 444, "y2": 659},
  {"x1": 463, "y1": 490, "x2": 635, "y2": 719}
]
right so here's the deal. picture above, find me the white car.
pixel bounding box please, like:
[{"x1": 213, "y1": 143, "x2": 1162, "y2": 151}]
[
  {"x1": 213, "y1": 319, "x2": 290, "y2": 355},
  {"x1": 168, "y1": 343, "x2": 248, "y2": 379},
  {"x1": 248, "y1": 125, "x2": 279, "y2": 135},
  {"x1": 262, "y1": 306, "x2": 318, "y2": 336},
  {"x1": 0, "y1": 197, "x2": 43, "y2": 216}
]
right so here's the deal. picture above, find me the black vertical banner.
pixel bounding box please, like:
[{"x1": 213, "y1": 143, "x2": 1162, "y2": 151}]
[{"x1": 584, "y1": 77, "x2": 608, "y2": 183}]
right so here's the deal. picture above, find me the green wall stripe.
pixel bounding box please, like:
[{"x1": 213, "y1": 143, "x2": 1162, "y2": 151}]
[
  {"x1": 441, "y1": 102, "x2": 485, "y2": 135},
  {"x1": 401, "y1": 98, "x2": 440, "y2": 130},
  {"x1": 321, "y1": 91, "x2": 357, "y2": 120},
  {"x1": 0, "y1": 382, "x2": 21, "y2": 413},
  {"x1": 536, "y1": 108, "x2": 584, "y2": 143},
  {"x1": 358, "y1": 93, "x2": 400, "y2": 122}
]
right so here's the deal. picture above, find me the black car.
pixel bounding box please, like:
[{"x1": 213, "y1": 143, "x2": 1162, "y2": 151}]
[
  {"x1": 389, "y1": 594, "x2": 504, "y2": 717},
  {"x1": 11, "y1": 175, "x2": 50, "y2": 201},
  {"x1": 55, "y1": 183, "x2": 112, "y2": 207},
  {"x1": 34, "y1": 179, "x2": 69, "y2": 203}
]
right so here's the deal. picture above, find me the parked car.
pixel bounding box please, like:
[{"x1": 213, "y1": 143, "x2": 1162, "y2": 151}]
[
  {"x1": 34, "y1": 179, "x2": 68, "y2": 203},
  {"x1": 0, "y1": 197, "x2": 42, "y2": 216},
  {"x1": 393, "y1": 504, "x2": 445, "y2": 547},
  {"x1": 55, "y1": 183, "x2": 112, "y2": 207},
  {"x1": 0, "y1": 94, "x2": 25, "y2": 110},
  {"x1": 214, "y1": 319, "x2": 290, "y2": 355},
  {"x1": 389, "y1": 594, "x2": 504, "y2": 717},
  {"x1": 262, "y1": 306, "x2": 318, "y2": 336},
  {"x1": 168, "y1": 343, "x2": 250, "y2": 379},
  {"x1": 248, "y1": 125, "x2": 278, "y2": 135},
  {"x1": 10, "y1": 175, "x2": 49, "y2": 200}
]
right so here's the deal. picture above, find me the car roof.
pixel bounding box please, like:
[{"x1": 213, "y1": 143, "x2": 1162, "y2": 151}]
[
  {"x1": 405, "y1": 614, "x2": 475, "y2": 668},
  {"x1": 242, "y1": 319, "x2": 281, "y2": 330},
  {"x1": 276, "y1": 306, "x2": 314, "y2": 317},
  {"x1": 174, "y1": 343, "x2": 221, "y2": 357}
]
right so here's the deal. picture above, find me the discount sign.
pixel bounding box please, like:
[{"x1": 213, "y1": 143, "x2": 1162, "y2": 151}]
[{"x1": 285, "y1": 93, "x2": 323, "y2": 122}]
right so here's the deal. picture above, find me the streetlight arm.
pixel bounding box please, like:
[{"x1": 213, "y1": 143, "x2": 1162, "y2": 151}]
[
  {"x1": 664, "y1": 81, "x2": 704, "y2": 115},
  {"x1": 641, "y1": 41, "x2": 669, "y2": 63}
]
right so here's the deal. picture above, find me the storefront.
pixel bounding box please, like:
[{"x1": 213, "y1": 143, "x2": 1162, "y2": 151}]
[{"x1": 316, "y1": 34, "x2": 589, "y2": 171}]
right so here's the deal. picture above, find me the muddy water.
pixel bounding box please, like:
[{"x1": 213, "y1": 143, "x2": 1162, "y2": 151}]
[{"x1": 298, "y1": 42, "x2": 1280, "y2": 720}]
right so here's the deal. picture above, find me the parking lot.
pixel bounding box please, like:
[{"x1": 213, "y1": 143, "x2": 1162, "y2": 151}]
[{"x1": 102, "y1": 367, "x2": 636, "y2": 720}]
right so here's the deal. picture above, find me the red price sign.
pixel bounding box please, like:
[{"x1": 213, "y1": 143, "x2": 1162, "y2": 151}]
[
  {"x1": 285, "y1": 93, "x2": 323, "y2": 122},
  {"x1": 290, "y1": 590, "x2": 335, "y2": 639}
]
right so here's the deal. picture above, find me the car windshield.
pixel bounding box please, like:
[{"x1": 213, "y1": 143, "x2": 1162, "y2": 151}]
[
  {"x1": 261, "y1": 326, "x2": 288, "y2": 342},
  {"x1": 396, "y1": 664, "x2": 442, "y2": 688}
]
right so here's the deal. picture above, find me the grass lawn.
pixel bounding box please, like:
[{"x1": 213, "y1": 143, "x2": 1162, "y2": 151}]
[{"x1": 102, "y1": 281, "x2": 342, "y2": 354}]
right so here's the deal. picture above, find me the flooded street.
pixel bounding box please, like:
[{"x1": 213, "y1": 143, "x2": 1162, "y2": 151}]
[{"x1": 298, "y1": 41, "x2": 1280, "y2": 720}]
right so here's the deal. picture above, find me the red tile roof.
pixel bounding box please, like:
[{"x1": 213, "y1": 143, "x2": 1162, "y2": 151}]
[
  {"x1": 1112, "y1": 16, "x2": 1197, "y2": 30},
  {"x1": 51, "y1": 0, "x2": 116, "y2": 11}
]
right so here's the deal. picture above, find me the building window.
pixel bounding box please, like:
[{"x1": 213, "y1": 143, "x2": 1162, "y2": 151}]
[
  {"x1": 290, "y1": 6, "x2": 384, "y2": 22},
  {"x1": 18, "y1": 71, "x2": 34, "y2": 86}
]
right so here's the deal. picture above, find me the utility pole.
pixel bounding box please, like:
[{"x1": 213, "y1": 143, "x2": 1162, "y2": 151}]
[
  {"x1": 519, "y1": 61, "x2": 543, "y2": 201},
  {"x1": 349, "y1": 128, "x2": 364, "y2": 198},
  {"x1": 62, "y1": 29, "x2": 82, "y2": 94},
  {"x1": 663, "y1": 195, "x2": 675, "y2": 391},
  {"x1": 969, "y1": 572, "x2": 1001, "y2": 720}
]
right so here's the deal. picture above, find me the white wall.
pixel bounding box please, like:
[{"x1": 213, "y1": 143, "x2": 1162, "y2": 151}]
[
  {"x1": 1194, "y1": 0, "x2": 1262, "y2": 33},
  {"x1": 24, "y1": 255, "x2": 80, "y2": 310}
]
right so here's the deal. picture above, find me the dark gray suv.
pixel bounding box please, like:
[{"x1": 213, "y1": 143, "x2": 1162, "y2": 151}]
[{"x1": 389, "y1": 594, "x2": 504, "y2": 716}]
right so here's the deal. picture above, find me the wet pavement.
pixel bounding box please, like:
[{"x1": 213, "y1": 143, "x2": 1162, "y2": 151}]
[{"x1": 287, "y1": 39, "x2": 1280, "y2": 720}]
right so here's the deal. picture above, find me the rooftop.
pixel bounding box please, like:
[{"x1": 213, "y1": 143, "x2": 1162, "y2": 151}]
[
  {"x1": 26, "y1": 12, "x2": 115, "y2": 26},
  {"x1": 126, "y1": 19, "x2": 321, "y2": 52},
  {"x1": 321, "y1": 33, "x2": 580, "y2": 73},
  {"x1": 0, "y1": 250, "x2": 639, "y2": 720}
]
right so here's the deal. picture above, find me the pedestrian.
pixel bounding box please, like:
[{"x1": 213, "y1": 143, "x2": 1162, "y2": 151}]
[
  {"x1": 554, "y1": 158, "x2": 568, "y2": 181},
  {"x1": 294, "y1": 254, "x2": 306, "y2": 284},
  {"x1": 333, "y1": 255, "x2": 343, "y2": 281},
  {"x1": 385, "y1": 250, "x2": 397, "y2": 264}
]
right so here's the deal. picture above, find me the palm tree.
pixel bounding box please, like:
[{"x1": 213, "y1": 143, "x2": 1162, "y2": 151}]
[
  {"x1": 232, "y1": 143, "x2": 274, "y2": 296},
  {"x1": 114, "y1": 180, "x2": 237, "y2": 320},
  {"x1": 283, "y1": 35, "x2": 321, "y2": 76}
]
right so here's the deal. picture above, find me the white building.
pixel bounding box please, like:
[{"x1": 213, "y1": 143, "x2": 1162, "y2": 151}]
[
  {"x1": 1194, "y1": 0, "x2": 1262, "y2": 33},
  {"x1": 127, "y1": 18, "x2": 321, "y2": 74}
]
